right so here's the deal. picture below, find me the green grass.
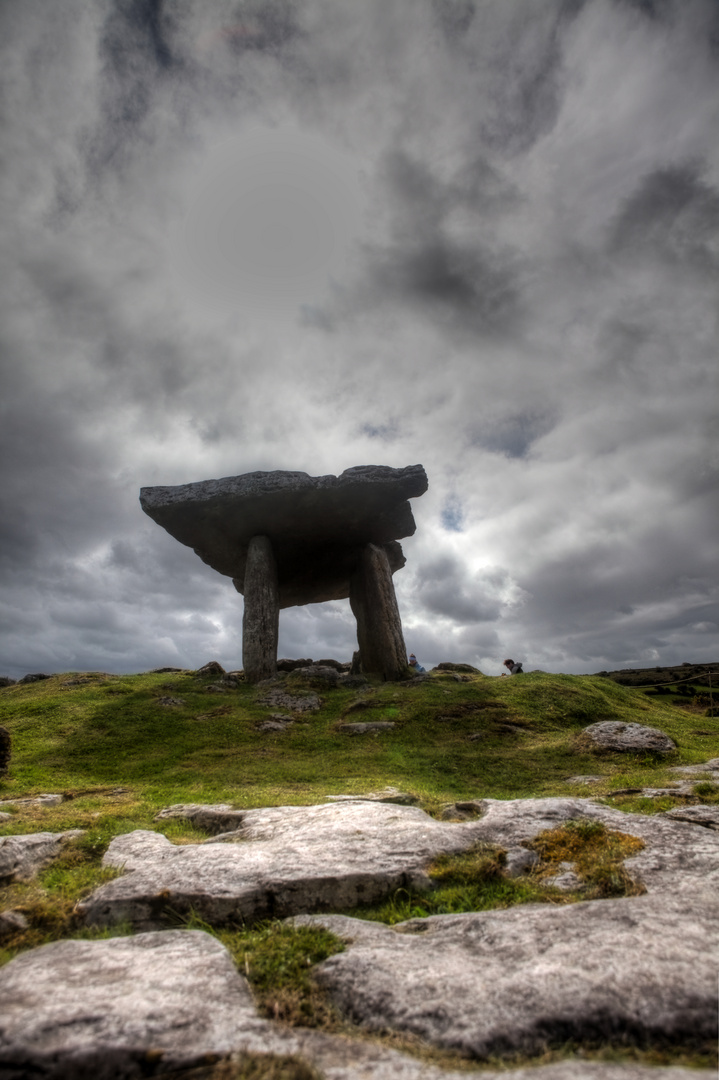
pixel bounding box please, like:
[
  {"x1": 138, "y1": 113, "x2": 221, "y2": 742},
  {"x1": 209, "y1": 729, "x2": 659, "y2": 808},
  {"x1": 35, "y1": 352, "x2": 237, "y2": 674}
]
[{"x1": 1, "y1": 667, "x2": 717, "y2": 1069}]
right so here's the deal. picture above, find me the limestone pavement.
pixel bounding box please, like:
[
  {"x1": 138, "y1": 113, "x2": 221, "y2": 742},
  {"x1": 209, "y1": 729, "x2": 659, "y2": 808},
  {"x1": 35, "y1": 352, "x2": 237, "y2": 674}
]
[{"x1": 0, "y1": 790, "x2": 718, "y2": 1078}]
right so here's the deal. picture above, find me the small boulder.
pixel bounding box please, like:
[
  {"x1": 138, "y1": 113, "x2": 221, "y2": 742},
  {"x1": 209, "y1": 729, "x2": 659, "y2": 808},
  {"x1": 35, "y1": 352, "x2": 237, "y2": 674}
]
[
  {"x1": 276, "y1": 658, "x2": 313, "y2": 672},
  {"x1": 0, "y1": 677, "x2": 16, "y2": 688},
  {"x1": 154, "y1": 804, "x2": 244, "y2": 835},
  {"x1": 0, "y1": 830, "x2": 85, "y2": 885},
  {"x1": 195, "y1": 661, "x2": 226, "y2": 677},
  {"x1": 290, "y1": 665, "x2": 342, "y2": 688},
  {"x1": 504, "y1": 847, "x2": 540, "y2": 877},
  {"x1": 434, "y1": 662, "x2": 480, "y2": 673},
  {"x1": 580, "y1": 722, "x2": 677, "y2": 754},
  {"x1": 0, "y1": 794, "x2": 64, "y2": 809},
  {"x1": 18, "y1": 673, "x2": 50, "y2": 684},
  {"x1": 0, "y1": 909, "x2": 29, "y2": 937},
  {"x1": 258, "y1": 720, "x2": 293, "y2": 732}
]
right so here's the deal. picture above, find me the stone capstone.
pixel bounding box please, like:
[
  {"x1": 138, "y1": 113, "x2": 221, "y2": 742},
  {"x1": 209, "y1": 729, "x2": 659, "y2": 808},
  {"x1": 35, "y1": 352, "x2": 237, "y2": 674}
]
[
  {"x1": 0, "y1": 830, "x2": 85, "y2": 885},
  {"x1": 140, "y1": 464, "x2": 428, "y2": 609},
  {"x1": 580, "y1": 722, "x2": 677, "y2": 754},
  {"x1": 298, "y1": 890, "x2": 719, "y2": 1059}
]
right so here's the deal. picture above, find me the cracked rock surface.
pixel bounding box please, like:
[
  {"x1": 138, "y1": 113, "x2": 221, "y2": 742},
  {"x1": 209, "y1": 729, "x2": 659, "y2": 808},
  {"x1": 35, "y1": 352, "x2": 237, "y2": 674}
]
[
  {"x1": 0, "y1": 928, "x2": 706, "y2": 1080},
  {"x1": 76, "y1": 801, "x2": 489, "y2": 929},
  {"x1": 4, "y1": 795, "x2": 718, "y2": 1078},
  {"x1": 296, "y1": 891, "x2": 719, "y2": 1060},
  {"x1": 0, "y1": 830, "x2": 84, "y2": 885}
]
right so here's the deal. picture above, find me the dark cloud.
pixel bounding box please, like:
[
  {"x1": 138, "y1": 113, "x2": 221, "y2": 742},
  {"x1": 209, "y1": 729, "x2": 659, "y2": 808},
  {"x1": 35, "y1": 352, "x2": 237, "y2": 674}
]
[
  {"x1": 469, "y1": 413, "x2": 556, "y2": 460},
  {"x1": 609, "y1": 163, "x2": 719, "y2": 271},
  {"x1": 1, "y1": 0, "x2": 716, "y2": 679}
]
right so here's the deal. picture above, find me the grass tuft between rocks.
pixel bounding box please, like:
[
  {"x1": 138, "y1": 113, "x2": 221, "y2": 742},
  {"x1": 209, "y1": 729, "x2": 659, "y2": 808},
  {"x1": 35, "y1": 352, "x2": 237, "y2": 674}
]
[
  {"x1": 526, "y1": 820, "x2": 646, "y2": 899},
  {"x1": 184, "y1": 915, "x2": 346, "y2": 1030}
]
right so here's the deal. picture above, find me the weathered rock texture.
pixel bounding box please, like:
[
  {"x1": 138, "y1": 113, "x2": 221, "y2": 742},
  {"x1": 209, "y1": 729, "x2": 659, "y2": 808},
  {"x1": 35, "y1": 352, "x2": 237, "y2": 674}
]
[
  {"x1": 461, "y1": 796, "x2": 719, "y2": 895},
  {"x1": 140, "y1": 465, "x2": 428, "y2": 682},
  {"x1": 75, "y1": 797, "x2": 719, "y2": 931},
  {"x1": 77, "y1": 802, "x2": 487, "y2": 929},
  {"x1": 0, "y1": 830, "x2": 85, "y2": 885},
  {"x1": 299, "y1": 891, "x2": 719, "y2": 1059},
  {"x1": 242, "y1": 534, "x2": 280, "y2": 682},
  {"x1": 0, "y1": 930, "x2": 261, "y2": 1078},
  {"x1": 581, "y1": 722, "x2": 677, "y2": 754},
  {"x1": 0, "y1": 928, "x2": 703, "y2": 1080},
  {"x1": 350, "y1": 542, "x2": 408, "y2": 680}
]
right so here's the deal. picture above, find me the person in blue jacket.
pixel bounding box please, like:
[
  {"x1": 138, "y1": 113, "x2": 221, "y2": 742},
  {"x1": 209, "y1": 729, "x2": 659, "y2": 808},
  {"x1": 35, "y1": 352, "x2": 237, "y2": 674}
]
[{"x1": 408, "y1": 653, "x2": 426, "y2": 673}]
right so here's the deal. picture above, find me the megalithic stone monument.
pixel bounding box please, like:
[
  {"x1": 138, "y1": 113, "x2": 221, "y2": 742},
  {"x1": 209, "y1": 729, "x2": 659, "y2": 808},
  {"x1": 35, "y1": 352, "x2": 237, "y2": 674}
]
[{"x1": 140, "y1": 465, "x2": 428, "y2": 683}]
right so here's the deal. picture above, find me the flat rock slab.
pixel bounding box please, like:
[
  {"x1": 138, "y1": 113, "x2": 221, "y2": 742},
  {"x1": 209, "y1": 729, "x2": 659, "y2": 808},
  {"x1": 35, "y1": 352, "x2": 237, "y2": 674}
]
[
  {"x1": 663, "y1": 805, "x2": 719, "y2": 830},
  {"x1": 325, "y1": 787, "x2": 419, "y2": 805},
  {"x1": 581, "y1": 722, "x2": 676, "y2": 753},
  {"x1": 299, "y1": 891, "x2": 719, "y2": 1059},
  {"x1": 0, "y1": 793, "x2": 64, "y2": 808},
  {"x1": 77, "y1": 802, "x2": 489, "y2": 929},
  {"x1": 0, "y1": 929, "x2": 264, "y2": 1077},
  {"x1": 140, "y1": 464, "x2": 428, "y2": 607},
  {"x1": 0, "y1": 830, "x2": 85, "y2": 885},
  {"x1": 0, "y1": 929, "x2": 704, "y2": 1080},
  {"x1": 78, "y1": 798, "x2": 719, "y2": 929},
  {"x1": 154, "y1": 803, "x2": 245, "y2": 834}
]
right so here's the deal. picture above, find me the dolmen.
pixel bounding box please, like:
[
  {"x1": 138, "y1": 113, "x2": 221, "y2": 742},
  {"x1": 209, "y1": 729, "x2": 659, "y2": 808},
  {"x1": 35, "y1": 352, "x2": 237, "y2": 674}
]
[{"x1": 141, "y1": 464, "x2": 428, "y2": 682}]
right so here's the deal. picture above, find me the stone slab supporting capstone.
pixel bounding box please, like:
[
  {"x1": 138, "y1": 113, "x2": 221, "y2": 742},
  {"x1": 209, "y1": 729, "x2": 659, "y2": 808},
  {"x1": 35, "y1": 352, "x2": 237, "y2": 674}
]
[
  {"x1": 242, "y1": 535, "x2": 279, "y2": 682},
  {"x1": 350, "y1": 543, "x2": 408, "y2": 681}
]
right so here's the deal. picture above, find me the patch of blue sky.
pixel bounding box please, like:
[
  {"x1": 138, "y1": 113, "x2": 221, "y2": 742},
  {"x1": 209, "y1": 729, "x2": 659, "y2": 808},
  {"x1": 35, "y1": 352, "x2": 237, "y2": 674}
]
[{"x1": 441, "y1": 496, "x2": 464, "y2": 532}]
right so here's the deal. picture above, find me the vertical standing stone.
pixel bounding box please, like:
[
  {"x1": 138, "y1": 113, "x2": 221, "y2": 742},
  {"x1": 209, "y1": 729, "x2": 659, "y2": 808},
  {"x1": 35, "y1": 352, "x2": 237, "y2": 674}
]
[
  {"x1": 242, "y1": 535, "x2": 279, "y2": 683},
  {"x1": 349, "y1": 543, "x2": 408, "y2": 681}
]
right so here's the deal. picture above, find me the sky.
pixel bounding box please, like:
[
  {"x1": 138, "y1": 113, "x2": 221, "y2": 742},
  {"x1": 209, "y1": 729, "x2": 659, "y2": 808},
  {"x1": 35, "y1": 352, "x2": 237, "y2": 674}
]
[{"x1": 1, "y1": 0, "x2": 717, "y2": 680}]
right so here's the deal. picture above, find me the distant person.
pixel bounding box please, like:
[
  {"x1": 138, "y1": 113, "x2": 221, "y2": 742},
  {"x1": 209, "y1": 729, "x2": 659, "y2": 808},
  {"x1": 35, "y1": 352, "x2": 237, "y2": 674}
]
[
  {"x1": 408, "y1": 653, "x2": 426, "y2": 673},
  {"x1": 502, "y1": 658, "x2": 523, "y2": 675}
]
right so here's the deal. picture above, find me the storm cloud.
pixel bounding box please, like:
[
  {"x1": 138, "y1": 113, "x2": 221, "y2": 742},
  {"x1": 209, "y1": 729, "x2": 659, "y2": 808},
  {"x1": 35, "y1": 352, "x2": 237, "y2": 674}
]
[{"x1": 0, "y1": 0, "x2": 716, "y2": 678}]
